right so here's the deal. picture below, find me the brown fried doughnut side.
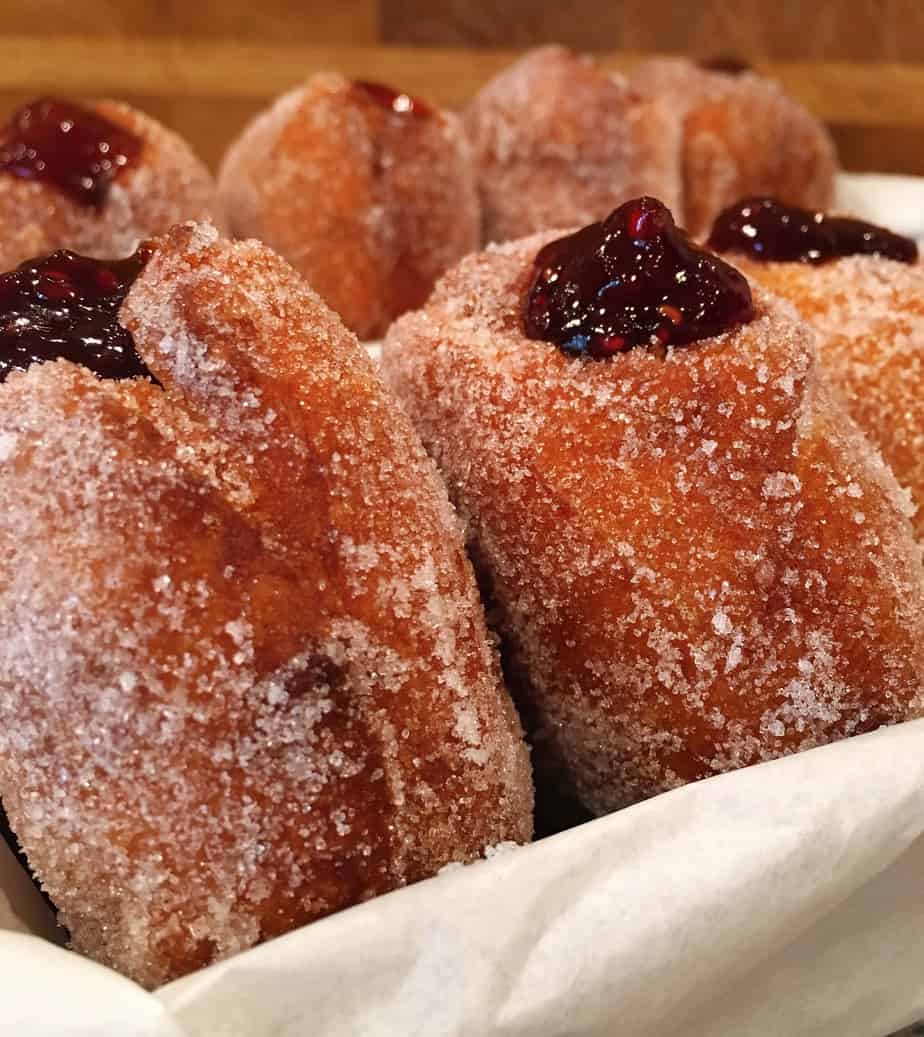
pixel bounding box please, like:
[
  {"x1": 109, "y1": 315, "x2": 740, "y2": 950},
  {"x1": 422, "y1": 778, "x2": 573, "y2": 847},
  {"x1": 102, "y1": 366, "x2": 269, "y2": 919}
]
[
  {"x1": 123, "y1": 223, "x2": 532, "y2": 869},
  {"x1": 0, "y1": 364, "x2": 387, "y2": 987},
  {"x1": 724, "y1": 253, "x2": 924, "y2": 538},
  {"x1": 631, "y1": 59, "x2": 837, "y2": 238},
  {"x1": 0, "y1": 100, "x2": 223, "y2": 269},
  {"x1": 382, "y1": 235, "x2": 924, "y2": 816},
  {"x1": 217, "y1": 75, "x2": 479, "y2": 339},
  {"x1": 463, "y1": 46, "x2": 683, "y2": 244},
  {"x1": 0, "y1": 226, "x2": 531, "y2": 988}
]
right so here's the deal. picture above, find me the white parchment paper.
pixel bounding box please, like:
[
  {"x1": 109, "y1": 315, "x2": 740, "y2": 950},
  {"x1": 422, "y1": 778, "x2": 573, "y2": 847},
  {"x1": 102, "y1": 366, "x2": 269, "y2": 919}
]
[
  {"x1": 0, "y1": 173, "x2": 922, "y2": 1037},
  {"x1": 836, "y1": 172, "x2": 924, "y2": 242},
  {"x1": 1, "y1": 720, "x2": 923, "y2": 1036}
]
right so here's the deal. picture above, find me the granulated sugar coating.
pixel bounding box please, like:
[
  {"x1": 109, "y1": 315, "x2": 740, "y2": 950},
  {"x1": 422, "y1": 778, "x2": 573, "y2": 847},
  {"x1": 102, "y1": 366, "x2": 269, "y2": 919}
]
[
  {"x1": 0, "y1": 100, "x2": 223, "y2": 269},
  {"x1": 722, "y1": 252, "x2": 924, "y2": 538},
  {"x1": 630, "y1": 59, "x2": 837, "y2": 238},
  {"x1": 381, "y1": 232, "x2": 924, "y2": 818},
  {"x1": 463, "y1": 46, "x2": 683, "y2": 244},
  {"x1": 218, "y1": 74, "x2": 479, "y2": 340},
  {"x1": 0, "y1": 223, "x2": 532, "y2": 988}
]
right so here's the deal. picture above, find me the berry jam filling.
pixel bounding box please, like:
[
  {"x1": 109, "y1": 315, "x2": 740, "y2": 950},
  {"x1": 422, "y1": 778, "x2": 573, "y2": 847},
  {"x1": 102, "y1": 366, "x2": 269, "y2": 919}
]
[
  {"x1": 698, "y1": 56, "x2": 751, "y2": 76},
  {"x1": 0, "y1": 98, "x2": 143, "y2": 210},
  {"x1": 0, "y1": 245, "x2": 156, "y2": 383},
  {"x1": 524, "y1": 197, "x2": 755, "y2": 358},
  {"x1": 352, "y1": 80, "x2": 433, "y2": 118},
  {"x1": 708, "y1": 196, "x2": 918, "y2": 265}
]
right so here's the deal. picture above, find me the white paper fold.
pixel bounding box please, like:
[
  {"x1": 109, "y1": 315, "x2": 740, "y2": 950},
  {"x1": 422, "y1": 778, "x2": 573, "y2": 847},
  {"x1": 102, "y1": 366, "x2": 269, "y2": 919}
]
[
  {"x1": 5, "y1": 720, "x2": 920, "y2": 1036},
  {"x1": 0, "y1": 934, "x2": 185, "y2": 1037},
  {"x1": 152, "y1": 719, "x2": 924, "y2": 1037}
]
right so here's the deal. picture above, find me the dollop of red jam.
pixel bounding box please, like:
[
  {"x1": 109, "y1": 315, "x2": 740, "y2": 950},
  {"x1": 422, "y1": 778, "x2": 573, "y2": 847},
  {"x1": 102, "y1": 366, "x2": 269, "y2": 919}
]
[
  {"x1": 0, "y1": 98, "x2": 143, "y2": 210},
  {"x1": 698, "y1": 56, "x2": 751, "y2": 76},
  {"x1": 524, "y1": 197, "x2": 755, "y2": 358},
  {"x1": 0, "y1": 245, "x2": 156, "y2": 383},
  {"x1": 708, "y1": 196, "x2": 918, "y2": 265},
  {"x1": 351, "y1": 80, "x2": 433, "y2": 118}
]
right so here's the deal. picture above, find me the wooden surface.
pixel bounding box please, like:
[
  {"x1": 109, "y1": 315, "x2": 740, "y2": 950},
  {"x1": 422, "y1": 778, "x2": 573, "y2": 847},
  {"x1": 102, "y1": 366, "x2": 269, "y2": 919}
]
[
  {"x1": 381, "y1": 0, "x2": 924, "y2": 61},
  {"x1": 1, "y1": 1, "x2": 924, "y2": 175}
]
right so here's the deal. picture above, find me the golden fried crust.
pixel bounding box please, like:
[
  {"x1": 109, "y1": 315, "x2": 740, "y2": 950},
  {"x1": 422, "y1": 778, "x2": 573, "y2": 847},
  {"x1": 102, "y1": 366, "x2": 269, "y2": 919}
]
[
  {"x1": 0, "y1": 100, "x2": 223, "y2": 269},
  {"x1": 382, "y1": 234, "x2": 924, "y2": 816},
  {"x1": 631, "y1": 60, "x2": 837, "y2": 237},
  {"x1": 217, "y1": 75, "x2": 480, "y2": 339},
  {"x1": 0, "y1": 224, "x2": 532, "y2": 988},
  {"x1": 726, "y1": 253, "x2": 924, "y2": 538},
  {"x1": 463, "y1": 46, "x2": 683, "y2": 244}
]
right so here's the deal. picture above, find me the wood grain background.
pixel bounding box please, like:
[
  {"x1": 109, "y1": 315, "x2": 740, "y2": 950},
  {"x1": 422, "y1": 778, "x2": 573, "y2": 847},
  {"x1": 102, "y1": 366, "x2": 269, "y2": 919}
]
[{"x1": 1, "y1": 0, "x2": 923, "y2": 174}]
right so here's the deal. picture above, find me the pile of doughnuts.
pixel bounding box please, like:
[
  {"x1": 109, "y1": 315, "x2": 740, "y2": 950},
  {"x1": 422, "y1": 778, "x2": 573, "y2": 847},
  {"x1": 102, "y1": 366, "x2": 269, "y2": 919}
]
[
  {"x1": 0, "y1": 52, "x2": 838, "y2": 336},
  {"x1": 463, "y1": 47, "x2": 837, "y2": 243},
  {"x1": 0, "y1": 48, "x2": 921, "y2": 991},
  {"x1": 213, "y1": 48, "x2": 836, "y2": 334}
]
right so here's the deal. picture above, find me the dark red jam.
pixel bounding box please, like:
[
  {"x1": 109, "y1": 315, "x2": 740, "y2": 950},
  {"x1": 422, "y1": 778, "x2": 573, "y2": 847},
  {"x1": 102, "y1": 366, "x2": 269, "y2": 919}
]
[
  {"x1": 0, "y1": 245, "x2": 155, "y2": 383},
  {"x1": 352, "y1": 80, "x2": 433, "y2": 118},
  {"x1": 0, "y1": 98, "x2": 142, "y2": 210},
  {"x1": 524, "y1": 197, "x2": 755, "y2": 358},
  {"x1": 698, "y1": 56, "x2": 751, "y2": 76},
  {"x1": 708, "y1": 196, "x2": 918, "y2": 265}
]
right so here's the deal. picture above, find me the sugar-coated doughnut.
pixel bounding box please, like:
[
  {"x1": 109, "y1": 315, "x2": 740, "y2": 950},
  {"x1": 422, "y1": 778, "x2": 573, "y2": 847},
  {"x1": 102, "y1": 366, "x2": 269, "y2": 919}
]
[
  {"x1": 218, "y1": 75, "x2": 479, "y2": 339},
  {"x1": 464, "y1": 46, "x2": 682, "y2": 244},
  {"x1": 0, "y1": 223, "x2": 532, "y2": 987},
  {"x1": 463, "y1": 48, "x2": 836, "y2": 246},
  {"x1": 0, "y1": 98, "x2": 222, "y2": 268},
  {"x1": 382, "y1": 198, "x2": 924, "y2": 817}
]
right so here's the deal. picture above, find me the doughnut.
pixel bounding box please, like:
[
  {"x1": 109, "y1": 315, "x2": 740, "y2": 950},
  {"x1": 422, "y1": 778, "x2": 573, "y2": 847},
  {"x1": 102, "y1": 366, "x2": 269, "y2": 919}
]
[
  {"x1": 463, "y1": 45, "x2": 682, "y2": 244},
  {"x1": 0, "y1": 97, "x2": 222, "y2": 268},
  {"x1": 463, "y1": 48, "x2": 836, "y2": 246},
  {"x1": 218, "y1": 75, "x2": 479, "y2": 339},
  {"x1": 382, "y1": 196, "x2": 924, "y2": 818},
  {"x1": 708, "y1": 197, "x2": 924, "y2": 535},
  {"x1": 630, "y1": 59, "x2": 837, "y2": 238},
  {"x1": 0, "y1": 223, "x2": 533, "y2": 987}
]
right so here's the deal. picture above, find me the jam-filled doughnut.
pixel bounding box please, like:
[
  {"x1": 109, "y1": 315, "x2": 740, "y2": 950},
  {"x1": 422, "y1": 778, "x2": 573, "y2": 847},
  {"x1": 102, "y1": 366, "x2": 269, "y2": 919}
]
[
  {"x1": 709, "y1": 197, "x2": 924, "y2": 536},
  {"x1": 218, "y1": 75, "x2": 479, "y2": 339},
  {"x1": 382, "y1": 197, "x2": 924, "y2": 817},
  {"x1": 0, "y1": 98, "x2": 222, "y2": 268},
  {"x1": 630, "y1": 59, "x2": 837, "y2": 238},
  {"x1": 463, "y1": 45, "x2": 682, "y2": 244},
  {"x1": 0, "y1": 223, "x2": 532, "y2": 987}
]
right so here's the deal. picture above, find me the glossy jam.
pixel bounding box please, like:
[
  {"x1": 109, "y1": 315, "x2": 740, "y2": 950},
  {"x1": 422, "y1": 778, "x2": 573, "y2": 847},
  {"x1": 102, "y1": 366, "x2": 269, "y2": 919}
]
[
  {"x1": 698, "y1": 56, "x2": 751, "y2": 76},
  {"x1": 708, "y1": 196, "x2": 918, "y2": 265},
  {"x1": 351, "y1": 80, "x2": 433, "y2": 118},
  {"x1": 0, "y1": 245, "x2": 155, "y2": 383},
  {"x1": 524, "y1": 197, "x2": 755, "y2": 358},
  {"x1": 0, "y1": 98, "x2": 142, "y2": 209}
]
